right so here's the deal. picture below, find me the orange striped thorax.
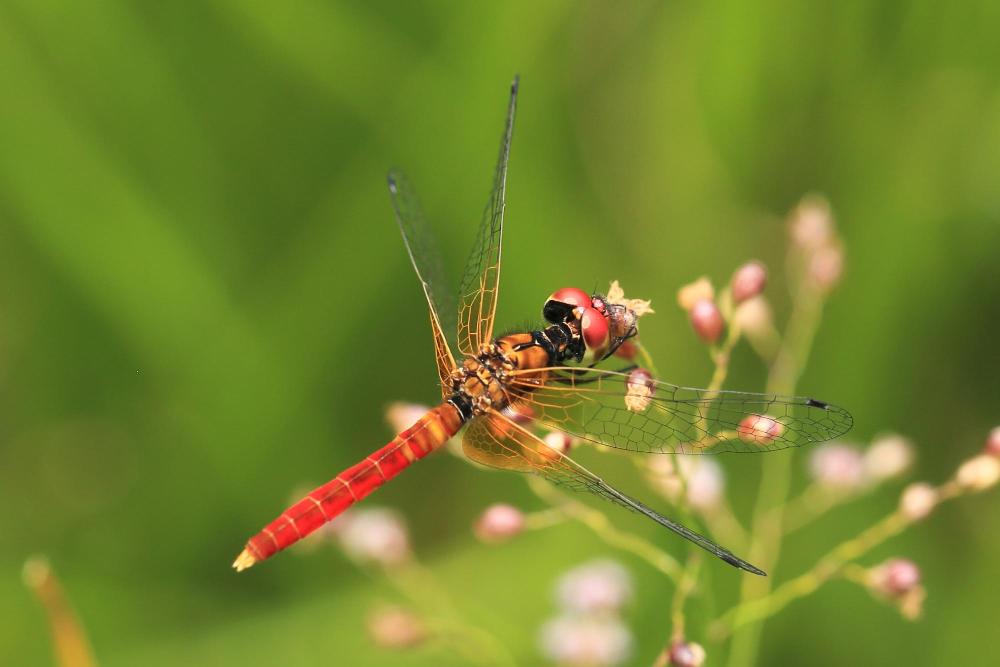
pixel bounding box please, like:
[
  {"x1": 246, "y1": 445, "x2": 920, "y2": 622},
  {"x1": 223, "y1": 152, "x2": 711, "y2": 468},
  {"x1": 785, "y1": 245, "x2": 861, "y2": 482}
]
[{"x1": 449, "y1": 331, "x2": 569, "y2": 417}]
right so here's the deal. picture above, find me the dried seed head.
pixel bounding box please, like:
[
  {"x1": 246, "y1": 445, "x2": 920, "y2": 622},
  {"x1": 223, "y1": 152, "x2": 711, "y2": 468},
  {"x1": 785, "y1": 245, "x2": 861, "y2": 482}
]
[
  {"x1": 474, "y1": 503, "x2": 525, "y2": 543},
  {"x1": 899, "y1": 482, "x2": 938, "y2": 521},
  {"x1": 367, "y1": 607, "x2": 427, "y2": 649},
  {"x1": 689, "y1": 299, "x2": 724, "y2": 343},
  {"x1": 625, "y1": 368, "x2": 656, "y2": 412},
  {"x1": 864, "y1": 433, "x2": 914, "y2": 483},
  {"x1": 985, "y1": 426, "x2": 1000, "y2": 458},
  {"x1": 669, "y1": 640, "x2": 707, "y2": 667},
  {"x1": 730, "y1": 261, "x2": 768, "y2": 304},
  {"x1": 737, "y1": 414, "x2": 785, "y2": 446},
  {"x1": 955, "y1": 454, "x2": 1000, "y2": 492},
  {"x1": 677, "y1": 277, "x2": 715, "y2": 311}
]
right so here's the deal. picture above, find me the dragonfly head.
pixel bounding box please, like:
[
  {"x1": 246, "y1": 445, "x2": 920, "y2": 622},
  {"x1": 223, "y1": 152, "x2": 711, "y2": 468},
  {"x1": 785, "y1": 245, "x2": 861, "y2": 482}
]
[{"x1": 542, "y1": 287, "x2": 639, "y2": 363}]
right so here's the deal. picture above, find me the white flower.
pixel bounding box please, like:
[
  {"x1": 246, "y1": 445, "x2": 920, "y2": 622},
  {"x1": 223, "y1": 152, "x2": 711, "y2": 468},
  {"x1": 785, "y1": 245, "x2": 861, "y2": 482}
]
[
  {"x1": 809, "y1": 442, "x2": 866, "y2": 490},
  {"x1": 556, "y1": 560, "x2": 633, "y2": 614},
  {"x1": 864, "y1": 434, "x2": 914, "y2": 483},
  {"x1": 336, "y1": 507, "x2": 411, "y2": 565},
  {"x1": 540, "y1": 614, "x2": 632, "y2": 666}
]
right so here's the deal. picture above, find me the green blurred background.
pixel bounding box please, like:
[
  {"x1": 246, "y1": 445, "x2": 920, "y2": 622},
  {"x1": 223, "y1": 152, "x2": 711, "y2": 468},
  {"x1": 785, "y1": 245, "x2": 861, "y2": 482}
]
[{"x1": 2, "y1": 1, "x2": 999, "y2": 665}]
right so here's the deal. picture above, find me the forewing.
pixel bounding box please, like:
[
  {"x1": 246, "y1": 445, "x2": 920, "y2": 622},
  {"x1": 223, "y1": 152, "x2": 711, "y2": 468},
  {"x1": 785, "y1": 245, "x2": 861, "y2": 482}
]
[
  {"x1": 388, "y1": 170, "x2": 458, "y2": 396},
  {"x1": 456, "y1": 77, "x2": 518, "y2": 356},
  {"x1": 507, "y1": 367, "x2": 853, "y2": 454},
  {"x1": 463, "y1": 410, "x2": 764, "y2": 574}
]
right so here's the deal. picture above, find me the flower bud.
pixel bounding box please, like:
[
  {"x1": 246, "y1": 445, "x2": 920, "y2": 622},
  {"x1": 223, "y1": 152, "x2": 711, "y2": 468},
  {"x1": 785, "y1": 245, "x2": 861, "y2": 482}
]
[
  {"x1": 507, "y1": 403, "x2": 536, "y2": 425},
  {"x1": 870, "y1": 558, "x2": 921, "y2": 597},
  {"x1": 789, "y1": 196, "x2": 834, "y2": 251},
  {"x1": 543, "y1": 431, "x2": 574, "y2": 455},
  {"x1": 730, "y1": 261, "x2": 768, "y2": 304},
  {"x1": 474, "y1": 503, "x2": 525, "y2": 543},
  {"x1": 985, "y1": 426, "x2": 1000, "y2": 458},
  {"x1": 955, "y1": 454, "x2": 1000, "y2": 492},
  {"x1": 863, "y1": 433, "x2": 914, "y2": 483},
  {"x1": 807, "y1": 244, "x2": 844, "y2": 291},
  {"x1": 676, "y1": 277, "x2": 714, "y2": 311},
  {"x1": 647, "y1": 457, "x2": 725, "y2": 510},
  {"x1": 669, "y1": 640, "x2": 707, "y2": 667},
  {"x1": 385, "y1": 402, "x2": 430, "y2": 433},
  {"x1": 614, "y1": 339, "x2": 638, "y2": 360},
  {"x1": 733, "y1": 295, "x2": 773, "y2": 338},
  {"x1": 809, "y1": 443, "x2": 865, "y2": 490},
  {"x1": 337, "y1": 507, "x2": 411, "y2": 566},
  {"x1": 367, "y1": 607, "x2": 427, "y2": 649},
  {"x1": 540, "y1": 614, "x2": 633, "y2": 666},
  {"x1": 737, "y1": 414, "x2": 784, "y2": 446},
  {"x1": 556, "y1": 560, "x2": 633, "y2": 614},
  {"x1": 625, "y1": 368, "x2": 655, "y2": 412},
  {"x1": 899, "y1": 483, "x2": 937, "y2": 521},
  {"x1": 689, "y1": 299, "x2": 724, "y2": 344}
]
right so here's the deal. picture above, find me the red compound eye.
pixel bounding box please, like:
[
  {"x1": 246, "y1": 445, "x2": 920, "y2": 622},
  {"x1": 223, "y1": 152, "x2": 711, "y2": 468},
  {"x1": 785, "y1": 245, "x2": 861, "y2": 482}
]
[
  {"x1": 548, "y1": 287, "x2": 591, "y2": 310},
  {"x1": 580, "y1": 307, "x2": 610, "y2": 352}
]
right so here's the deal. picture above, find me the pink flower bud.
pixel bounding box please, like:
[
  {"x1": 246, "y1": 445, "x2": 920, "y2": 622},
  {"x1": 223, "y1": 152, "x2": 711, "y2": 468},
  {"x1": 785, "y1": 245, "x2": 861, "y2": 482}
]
[
  {"x1": 689, "y1": 299, "x2": 724, "y2": 343},
  {"x1": 614, "y1": 339, "x2": 638, "y2": 360},
  {"x1": 474, "y1": 503, "x2": 525, "y2": 543},
  {"x1": 367, "y1": 607, "x2": 427, "y2": 649},
  {"x1": 669, "y1": 640, "x2": 706, "y2": 667},
  {"x1": 899, "y1": 483, "x2": 937, "y2": 521},
  {"x1": 956, "y1": 454, "x2": 1000, "y2": 492},
  {"x1": 677, "y1": 277, "x2": 715, "y2": 311},
  {"x1": 337, "y1": 507, "x2": 411, "y2": 566},
  {"x1": 507, "y1": 403, "x2": 536, "y2": 425},
  {"x1": 809, "y1": 442, "x2": 865, "y2": 490},
  {"x1": 807, "y1": 244, "x2": 844, "y2": 291},
  {"x1": 789, "y1": 196, "x2": 834, "y2": 251},
  {"x1": 730, "y1": 261, "x2": 768, "y2": 304},
  {"x1": 737, "y1": 414, "x2": 784, "y2": 446},
  {"x1": 556, "y1": 560, "x2": 633, "y2": 614},
  {"x1": 985, "y1": 426, "x2": 1000, "y2": 457},
  {"x1": 871, "y1": 558, "x2": 921, "y2": 597},
  {"x1": 543, "y1": 431, "x2": 574, "y2": 455}
]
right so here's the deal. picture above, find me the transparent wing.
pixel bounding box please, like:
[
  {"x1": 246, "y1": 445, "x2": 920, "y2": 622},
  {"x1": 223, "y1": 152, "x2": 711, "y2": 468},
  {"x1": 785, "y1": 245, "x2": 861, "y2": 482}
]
[
  {"x1": 456, "y1": 76, "x2": 519, "y2": 357},
  {"x1": 464, "y1": 410, "x2": 765, "y2": 575},
  {"x1": 506, "y1": 367, "x2": 853, "y2": 454},
  {"x1": 387, "y1": 170, "x2": 458, "y2": 397}
]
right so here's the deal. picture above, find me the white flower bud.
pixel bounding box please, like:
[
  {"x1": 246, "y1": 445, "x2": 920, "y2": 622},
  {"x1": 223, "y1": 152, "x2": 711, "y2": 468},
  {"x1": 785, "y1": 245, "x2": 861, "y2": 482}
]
[
  {"x1": 899, "y1": 483, "x2": 937, "y2": 521},
  {"x1": 955, "y1": 455, "x2": 1000, "y2": 492},
  {"x1": 474, "y1": 503, "x2": 525, "y2": 543},
  {"x1": 809, "y1": 443, "x2": 865, "y2": 490},
  {"x1": 864, "y1": 433, "x2": 914, "y2": 482},
  {"x1": 556, "y1": 560, "x2": 633, "y2": 614},
  {"x1": 337, "y1": 507, "x2": 411, "y2": 566},
  {"x1": 540, "y1": 614, "x2": 632, "y2": 666}
]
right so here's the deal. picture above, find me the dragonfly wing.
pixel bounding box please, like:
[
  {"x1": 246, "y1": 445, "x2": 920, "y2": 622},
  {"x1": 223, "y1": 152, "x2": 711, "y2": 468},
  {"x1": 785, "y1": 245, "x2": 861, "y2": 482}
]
[
  {"x1": 387, "y1": 169, "x2": 458, "y2": 397},
  {"x1": 456, "y1": 77, "x2": 519, "y2": 357},
  {"x1": 463, "y1": 410, "x2": 765, "y2": 575},
  {"x1": 507, "y1": 367, "x2": 853, "y2": 454}
]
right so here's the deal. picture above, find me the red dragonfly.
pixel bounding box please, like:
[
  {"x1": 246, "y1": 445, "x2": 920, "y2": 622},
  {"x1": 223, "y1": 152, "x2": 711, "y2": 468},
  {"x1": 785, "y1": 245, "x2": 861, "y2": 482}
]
[{"x1": 233, "y1": 77, "x2": 852, "y2": 576}]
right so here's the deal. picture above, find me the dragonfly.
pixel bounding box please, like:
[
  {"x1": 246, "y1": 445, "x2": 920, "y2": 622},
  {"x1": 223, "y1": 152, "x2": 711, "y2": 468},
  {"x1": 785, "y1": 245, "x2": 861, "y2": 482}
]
[{"x1": 233, "y1": 77, "x2": 853, "y2": 577}]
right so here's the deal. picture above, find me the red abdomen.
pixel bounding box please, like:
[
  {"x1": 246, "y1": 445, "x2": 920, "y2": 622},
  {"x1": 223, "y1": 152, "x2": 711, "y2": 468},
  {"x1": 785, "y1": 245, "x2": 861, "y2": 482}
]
[{"x1": 239, "y1": 402, "x2": 463, "y2": 566}]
